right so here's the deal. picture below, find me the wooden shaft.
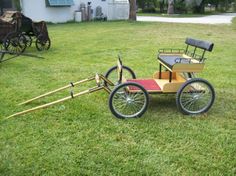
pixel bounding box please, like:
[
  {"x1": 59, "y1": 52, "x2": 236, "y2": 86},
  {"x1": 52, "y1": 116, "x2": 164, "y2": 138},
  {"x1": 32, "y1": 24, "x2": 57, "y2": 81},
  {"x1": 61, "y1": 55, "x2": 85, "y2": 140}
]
[
  {"x1": 19, "y1": 77, "x2": 94, "y2": 105},
  {"x1": 103, "y1": 86, "x2": 111, "y2": 93},
  {"x1": 6, "y1": 86, "x2": 104, "y2": 119},
  {"x1": 99, "y1": 74, "x2": 114, "y2": 86}
]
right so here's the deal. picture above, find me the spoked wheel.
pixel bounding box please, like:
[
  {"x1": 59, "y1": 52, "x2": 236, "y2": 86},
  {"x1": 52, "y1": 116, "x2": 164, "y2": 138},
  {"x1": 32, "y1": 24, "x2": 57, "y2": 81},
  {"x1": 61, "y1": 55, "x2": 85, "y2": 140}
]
[
  {"x1": 36, "y1": 35, "x2": 51, "y2": 51},
  {"x1": 105, "y1": 65, "x2": 136, "y2": 90},
  {"x1": 23, "y1": 34, "x2": 32, "y2": 47},
  {"x1": 109, "y1": 82, "x2": 149, "y2": 119},
  {"x1": 4, "y1": 32, "x2": 27, "y2": 53},
  {"x1": 176, "y1": 78, "x2": 215, "y2": 115}
]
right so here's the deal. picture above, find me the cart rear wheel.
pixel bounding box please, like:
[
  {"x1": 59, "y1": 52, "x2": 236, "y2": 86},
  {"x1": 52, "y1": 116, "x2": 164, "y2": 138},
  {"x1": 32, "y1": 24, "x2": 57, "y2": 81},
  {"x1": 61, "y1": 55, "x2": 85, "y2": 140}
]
[
  {"x1": 24, "y1": 35, "x2": 32, "y2": 47},
  {"x1": 36, "y1": 35, "x2": 51, "y2": 51},
  {"x1": 176, "y1": 78, "x2": 215, "y2": 115},
  {"x1": 4, "y1": 33, "x2": 27, "y2": 53},
  {"x1": 105, "y1": 65, "x2": 136, "y2": 90},
  {"x1": 109, "y1": 82, "x2": 149, "y2": 119}
]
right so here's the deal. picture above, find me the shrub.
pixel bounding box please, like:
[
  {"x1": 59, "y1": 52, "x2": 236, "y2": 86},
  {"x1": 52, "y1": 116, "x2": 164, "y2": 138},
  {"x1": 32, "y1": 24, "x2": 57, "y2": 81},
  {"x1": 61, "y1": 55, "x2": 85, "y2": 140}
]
[
  {"x1": 142, "y1": 7, "x2": 156, "y2": 13},
  {"x1": 175, "y1": 1, "x2": 187, "y2": 14}
]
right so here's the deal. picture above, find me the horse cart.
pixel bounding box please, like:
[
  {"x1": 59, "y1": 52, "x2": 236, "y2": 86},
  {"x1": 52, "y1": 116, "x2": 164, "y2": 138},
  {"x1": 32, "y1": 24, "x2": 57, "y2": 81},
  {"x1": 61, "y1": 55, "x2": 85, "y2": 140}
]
[
  {"x1": 6, "y1": 38, "x2": 215, "y2": 119},
  {"x1": 0, "y1": 11, "x2": 50, "y2": 53}
]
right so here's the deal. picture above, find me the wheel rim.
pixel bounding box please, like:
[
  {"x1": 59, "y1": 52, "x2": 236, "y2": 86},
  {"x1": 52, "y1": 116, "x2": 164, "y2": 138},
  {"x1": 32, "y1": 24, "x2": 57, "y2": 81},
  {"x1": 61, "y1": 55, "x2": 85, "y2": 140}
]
[
  {"x1": 111, "y1": 84, "x2": 147, "y2": 118},
  {"x1": 179, "y1": 81, "x2": 214, "y2": 114},
  {"x1": 24, "y1": 35, "x2": 32, "y2": 47},
  {"x1": 5, "y1": 35, "x2": 26, "y2": 53},
  {"x1": 36, "y1": 38, "x2": 50, "y2": 51}
]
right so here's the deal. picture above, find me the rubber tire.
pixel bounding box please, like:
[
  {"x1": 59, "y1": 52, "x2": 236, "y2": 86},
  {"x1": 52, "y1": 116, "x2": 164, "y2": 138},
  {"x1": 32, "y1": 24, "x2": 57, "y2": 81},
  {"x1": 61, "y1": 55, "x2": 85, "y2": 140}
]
[
  {"x1": 3, "y1": 32, "x2": 27, "y2": 53},
  {"x1": 109, "y1": 82, "x2": 149, "y2": 119},
  {"x1": 176, "y1": 78, "x2": 215, "y2": 115},
  {"x1": 104, "y1": 65, "x2": 136, "y2": 87},
  {"x1": 36, "y1": 35, "x2": 51, "y2": 51},
  {"x1": 3, "y1": 32, "x2": 15, "y2": 50}
]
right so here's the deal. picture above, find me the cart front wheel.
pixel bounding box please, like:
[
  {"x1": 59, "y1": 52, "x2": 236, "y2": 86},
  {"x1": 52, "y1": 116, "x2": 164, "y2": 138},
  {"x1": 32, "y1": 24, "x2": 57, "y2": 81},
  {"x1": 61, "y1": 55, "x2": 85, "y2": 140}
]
[
  {"x1": 176, "y1": 78, "x2": 215, "y2": 115},
  {"x1": 109, "y1": 82, "x2": 149, "y2": 119},
  {"x1": 4, "y1": 32, "x2": 27, "y2": 53},
  {"x1": 105, "y1": 65, "x2": 136, "y2": 90},
  {"x1": 36, "y1": 35, "x2": 51, "y2": 51}
]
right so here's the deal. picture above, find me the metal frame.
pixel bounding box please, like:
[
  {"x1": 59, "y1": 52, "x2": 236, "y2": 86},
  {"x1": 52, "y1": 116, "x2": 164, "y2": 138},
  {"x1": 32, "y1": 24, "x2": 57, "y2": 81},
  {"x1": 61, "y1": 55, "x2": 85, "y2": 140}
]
[
  {"x1": 157, "y1": 42, "x2": 209, "y2": 83},
  {"x1": 0, "y1": 50, "x2": 44, "y2": 63}
]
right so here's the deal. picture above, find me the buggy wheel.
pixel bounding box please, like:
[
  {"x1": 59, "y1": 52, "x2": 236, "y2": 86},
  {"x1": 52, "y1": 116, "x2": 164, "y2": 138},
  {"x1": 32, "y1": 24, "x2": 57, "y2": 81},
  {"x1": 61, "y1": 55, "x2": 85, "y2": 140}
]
[
  {"x1": 105, "y1": 66, "x2": 136, "y2": 90},
  {"x1": 4, "y1": 33, "x2": 27, "y2": 53},
  {"x1": 36, "y1": 35, "x2": 51, "y2": 51},
  {"x1": 24, "y1": 35, "x2": 32, "y2": 47},
  {"x1": 176, "y1": 78, "x2": 215, "y2": 115},
  {"x1": 109, "y1": 82, "x2": 149, "y2": 119}
]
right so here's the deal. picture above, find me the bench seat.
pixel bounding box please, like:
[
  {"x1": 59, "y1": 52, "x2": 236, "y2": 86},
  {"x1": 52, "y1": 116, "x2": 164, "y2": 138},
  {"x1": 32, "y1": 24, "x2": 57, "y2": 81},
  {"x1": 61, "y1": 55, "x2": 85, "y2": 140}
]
[{"x1": 158, "y1": 54, "x2": 192, "y2": 69}]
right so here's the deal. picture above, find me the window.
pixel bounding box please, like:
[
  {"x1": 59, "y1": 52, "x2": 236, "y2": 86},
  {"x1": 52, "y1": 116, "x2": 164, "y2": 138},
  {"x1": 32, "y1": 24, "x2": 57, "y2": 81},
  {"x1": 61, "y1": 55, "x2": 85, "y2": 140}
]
[{"x1": 46, "y1": 0, "x2": 74, "y2": 7}]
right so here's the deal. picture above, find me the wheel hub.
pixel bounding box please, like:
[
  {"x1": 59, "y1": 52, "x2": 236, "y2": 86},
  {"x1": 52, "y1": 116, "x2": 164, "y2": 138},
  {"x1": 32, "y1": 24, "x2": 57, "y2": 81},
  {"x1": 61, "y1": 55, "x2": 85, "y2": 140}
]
[
  {"x1": 193, "y1": 95, "x2": 200, "y2": 100},
  {"x1": 126, "y1": 97, "x2": 133, "y2": 104}
]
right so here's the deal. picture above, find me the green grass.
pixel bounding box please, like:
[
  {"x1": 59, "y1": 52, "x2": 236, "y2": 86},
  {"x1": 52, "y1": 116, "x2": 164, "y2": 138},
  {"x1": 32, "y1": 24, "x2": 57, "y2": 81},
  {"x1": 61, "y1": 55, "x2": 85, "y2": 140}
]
[{"x1": 0, "y1": 21, "x2": 236, "y2": 175}]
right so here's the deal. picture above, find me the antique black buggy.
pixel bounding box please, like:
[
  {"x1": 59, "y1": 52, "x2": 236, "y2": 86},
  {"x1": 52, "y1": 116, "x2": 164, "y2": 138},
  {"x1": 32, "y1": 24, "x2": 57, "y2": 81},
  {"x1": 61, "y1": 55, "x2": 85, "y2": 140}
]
[
  {"x1": 0, "y1": 11, "x2": 50, "y2": 53},
  {"x1": 6, "y1": 38, "x2": 215, "y2": 119},
  {"x1": 0, "y1": 11, "x2": 26, "y2": 53}
]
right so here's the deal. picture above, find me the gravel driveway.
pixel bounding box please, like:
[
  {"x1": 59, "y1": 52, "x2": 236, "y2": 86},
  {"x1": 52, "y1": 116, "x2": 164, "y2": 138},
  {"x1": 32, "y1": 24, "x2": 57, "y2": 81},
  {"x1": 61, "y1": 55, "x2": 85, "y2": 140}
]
[{"x1": 137, "y1": 13, "x2": 236, "y2": 24}]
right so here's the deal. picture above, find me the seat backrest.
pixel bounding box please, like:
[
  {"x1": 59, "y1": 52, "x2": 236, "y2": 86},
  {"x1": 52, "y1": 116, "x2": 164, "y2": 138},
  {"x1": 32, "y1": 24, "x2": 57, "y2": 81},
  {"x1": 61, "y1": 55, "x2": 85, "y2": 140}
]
[
  {"x1": 185, "y1": 38, "x2": 214, "y2": 52},
  {"x1": 185, "y1": 38, "x2": 214, "y2": 62}
]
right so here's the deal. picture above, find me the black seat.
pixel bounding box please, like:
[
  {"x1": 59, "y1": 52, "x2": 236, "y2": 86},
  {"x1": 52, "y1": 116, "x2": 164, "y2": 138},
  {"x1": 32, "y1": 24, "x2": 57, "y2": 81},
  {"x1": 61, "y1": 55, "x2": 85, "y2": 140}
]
[{"x1": 158, "y1": 55, "x2": 191, "y2": 69}]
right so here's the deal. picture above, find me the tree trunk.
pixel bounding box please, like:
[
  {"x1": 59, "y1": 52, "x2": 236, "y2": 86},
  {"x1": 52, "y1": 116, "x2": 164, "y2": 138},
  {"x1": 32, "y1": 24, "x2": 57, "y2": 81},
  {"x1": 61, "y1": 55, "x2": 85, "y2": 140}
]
[
  {"x1": 167, "y1": 0, "x2": 174, "y2": 14},
  {"x1": 129, "y1": 0, "x2": 137, "y2": 21}
]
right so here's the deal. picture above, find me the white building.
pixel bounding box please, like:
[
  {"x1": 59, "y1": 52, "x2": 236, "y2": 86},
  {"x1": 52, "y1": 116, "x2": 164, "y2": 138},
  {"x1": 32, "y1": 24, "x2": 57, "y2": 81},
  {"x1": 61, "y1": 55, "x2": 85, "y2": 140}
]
[{"x1": 19, "y1": 0, "x2": 130, "y2": 23}]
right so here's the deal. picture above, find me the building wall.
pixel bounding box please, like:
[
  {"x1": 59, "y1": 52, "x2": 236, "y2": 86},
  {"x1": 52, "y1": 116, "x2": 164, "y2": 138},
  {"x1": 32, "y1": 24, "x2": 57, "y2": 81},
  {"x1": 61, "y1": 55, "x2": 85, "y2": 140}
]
[
  {"x1": 108, "y1": 0, "x2": 129, "y2": 20},
  {"x1": 20, "y1": 0, "x2": 76, "y2": 23},
  {"x1": 20, "y1": 0, "x2": 129, "y2": 23}
]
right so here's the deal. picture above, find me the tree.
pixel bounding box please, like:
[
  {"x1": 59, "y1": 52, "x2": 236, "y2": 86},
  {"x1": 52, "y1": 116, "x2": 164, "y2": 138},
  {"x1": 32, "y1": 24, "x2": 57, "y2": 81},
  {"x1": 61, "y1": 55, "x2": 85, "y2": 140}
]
[
  {"x1": 206, "y1": 0, "x2": 233, "y2": 12},
  {"x1": 159, "y1": 0, "x2": 166, "y2": 13},
  {"x1": 137, "y1": 0, "x2": 145, "y2": 11},
  {"x1": 0, "y1": 0, "x2": 3, "y2": 15},
  {"x1": 192, "y1": 0, "x2": 205, "y2": 13},
  {"x1": 129, "y1": 0, "x2": 137, "y2": 20},
  {"x1": 167, "y1": 0, "x2": 175, "y2": 14},
  {"x1": 13, "y1": 0, "x2": 21, "y2": 11}
]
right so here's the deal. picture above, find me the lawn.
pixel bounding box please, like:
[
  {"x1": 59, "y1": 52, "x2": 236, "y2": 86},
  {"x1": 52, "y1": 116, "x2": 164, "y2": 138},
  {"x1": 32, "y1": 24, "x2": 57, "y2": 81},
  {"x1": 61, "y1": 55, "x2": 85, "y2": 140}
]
[{"x1": 0, "y1": 20, "x2": 236, "y2": 175}]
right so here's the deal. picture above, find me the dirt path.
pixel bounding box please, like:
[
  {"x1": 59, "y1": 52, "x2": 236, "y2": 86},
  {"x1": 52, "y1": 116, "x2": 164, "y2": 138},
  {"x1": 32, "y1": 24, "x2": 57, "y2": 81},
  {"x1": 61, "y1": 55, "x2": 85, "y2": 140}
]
[{"x1": 137, "y1": 13, "x2": 236, "y2": 24}]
